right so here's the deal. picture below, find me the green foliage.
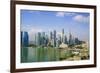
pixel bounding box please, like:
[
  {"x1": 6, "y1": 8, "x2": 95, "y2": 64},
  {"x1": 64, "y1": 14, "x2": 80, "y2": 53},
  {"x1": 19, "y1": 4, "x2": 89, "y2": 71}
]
[
  {"x1": 29, "y1": 44, "x2": 36, "y2": 47},
  {"x1": 76, "y1": 46, "x2": 84, "y2": 49}
]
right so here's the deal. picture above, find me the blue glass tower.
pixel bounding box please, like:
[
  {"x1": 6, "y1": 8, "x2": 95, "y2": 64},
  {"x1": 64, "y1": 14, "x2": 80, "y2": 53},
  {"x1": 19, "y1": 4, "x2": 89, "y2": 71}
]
[
  {"x1": 21, "y1": 31, "x2": 29, "y2": 47},
  {"x1": 37, "y1": 32, "x2": 41, "y2": 46},
  {"x1": 23, "y1": 31, "x2": 29, "y2": 47},
  {"x1": 21, "y1": 31, "x2": 23, "y2": 47}
]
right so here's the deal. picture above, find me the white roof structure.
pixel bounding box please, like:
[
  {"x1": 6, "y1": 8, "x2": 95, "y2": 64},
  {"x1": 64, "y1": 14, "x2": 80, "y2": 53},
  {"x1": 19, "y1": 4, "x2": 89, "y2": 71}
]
[{"x1": 59, "y1": 43, "x2": 68, "y2": 48}]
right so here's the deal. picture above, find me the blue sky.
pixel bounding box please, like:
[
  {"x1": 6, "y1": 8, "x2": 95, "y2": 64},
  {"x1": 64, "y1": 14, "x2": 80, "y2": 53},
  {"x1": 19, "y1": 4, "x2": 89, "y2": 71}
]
[{"x1": 21, "y1": 10, "x2": 90, "y2": 41}]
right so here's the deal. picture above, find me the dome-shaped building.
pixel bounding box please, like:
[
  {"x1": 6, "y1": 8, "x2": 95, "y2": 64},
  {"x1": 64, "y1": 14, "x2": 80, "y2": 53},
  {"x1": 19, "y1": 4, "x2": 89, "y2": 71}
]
[{"x1": 59, "y1": 43, "x2": 68, "y2": 48}]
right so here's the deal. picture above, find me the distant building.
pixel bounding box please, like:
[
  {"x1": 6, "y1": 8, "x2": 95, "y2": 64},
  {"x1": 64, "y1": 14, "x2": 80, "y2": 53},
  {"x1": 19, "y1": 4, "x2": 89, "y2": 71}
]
[
  {"x1": 41, "y1": 32, "x2": 46, "y2": 46},
  {"x1": 35, "y1": 32, "x2": 41, "y2": 46},
  {"x1": 57, "y1": 35, "x2": 62, "y2": 47},
  {"x1": 37, "y1": 32, "x2": 41, "y2": 46},
  {"x1": 45, "y1": 34, "x2": 49, "y2": 46},
  {"x1": 69, "y1": 32, "x2": 73, "y2": 45},
  {"x1": 21, "y1": 31, "x2": 29, "y2": 47},
  {"x1": 64, "y1": 35, "x2": 67, "y2": 44},
  {"x1": 59, "y1": 43, "x2": 68, "y2": 48},
  {"x1": 35, "y1": 32, "x2": 50, "y2": 47},
  {"x1": 75, "y1": 37, "x2": 79, "y2": 45},
  {"x1": 53, "y1": 30, "x2": 56, "y2": 47},
  {"x1": 50, "y1": 31, "x2": 53, "y2": 40},
  {"x1": 62, "y1": 29, "x2": 64, "y2": 43},
  {"x1": 21, "y1": 31, "x2": 23, "y2": 46}
]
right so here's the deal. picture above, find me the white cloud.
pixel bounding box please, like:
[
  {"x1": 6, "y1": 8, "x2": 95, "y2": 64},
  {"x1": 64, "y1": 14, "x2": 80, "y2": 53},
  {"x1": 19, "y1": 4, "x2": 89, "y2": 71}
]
[
  {"x1": 56, "y1": 12, "x2": 89, "y2": 24},
  {"x1": 56, "y1": 12, "x2": 65, "y2": 17},
  {"x1": 56, "y1": 12, "x2": 76, "y2": 17},
  {"x1": 73, "y1": 15, "x2": 89, "y2": 23},
  {"x1": 65, "y1": 12, "x2": 76, "y2": 16},
  {"x1": 27, "y1": 10, "x2": 40, "y2": 14}
]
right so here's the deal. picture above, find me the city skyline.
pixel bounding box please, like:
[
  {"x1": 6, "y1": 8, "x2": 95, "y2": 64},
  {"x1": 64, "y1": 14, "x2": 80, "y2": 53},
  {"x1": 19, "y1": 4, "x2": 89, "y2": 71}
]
[
  {"x1": 21, "y1": 28, "x2": 85, "y2": 47},
  {"x1": 21, "y1": 10, "x2": 90, "y2": 42},
  {"x1": 21, "y1": 28, "x2": 89, "y2": 62}
]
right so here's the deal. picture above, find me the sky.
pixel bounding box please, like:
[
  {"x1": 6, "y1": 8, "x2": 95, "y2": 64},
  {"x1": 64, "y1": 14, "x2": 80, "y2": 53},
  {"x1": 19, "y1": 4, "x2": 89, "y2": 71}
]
[{"x1": 21, "y1": 10, "x2": 90, "y2": 42}]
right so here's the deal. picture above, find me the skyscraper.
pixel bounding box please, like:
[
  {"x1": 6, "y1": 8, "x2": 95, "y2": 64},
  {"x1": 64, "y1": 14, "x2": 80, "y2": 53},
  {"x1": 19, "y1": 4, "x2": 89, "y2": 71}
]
[
  {"x1": 21, "y1": 31, "x2": 29, "y2": 47},
  {"x1": 41, "y1": 32, "x2": 45, "y2": 46},
  {"x1": 69, "y1": 32, "x2": 73, "y2": 45},
  {"x1": 75, "y1": 37, "x2": 79, "y2": 45},
  {"x1": 62, "y1": 29, "x2": 64, "y2": 43},
  {"x1": 64, "y1": 35, "x2": 67, "y2": 44},
  {"x1": 50, "y1": 31, "x2": 53, "y2": 40},
  {"x1": 58, "y1": 35, "x2": 62, "y2": 45},
  {"x1": 54, "y1": 30, "x2": 56, "y2": 47},
  {"x1": 37, "y1": 32, "x2": 41, "y2": 46},
  {"x1": 45, "y1": 34, "x2": 49, "y2": 46},
  {"x1": 21, "y1": 31, "x2": 23, "y2": 47}
]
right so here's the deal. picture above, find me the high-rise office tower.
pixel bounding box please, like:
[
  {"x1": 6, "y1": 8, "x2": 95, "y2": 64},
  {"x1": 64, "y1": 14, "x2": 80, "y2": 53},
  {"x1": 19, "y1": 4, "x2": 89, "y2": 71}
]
[
  {"x1": 57, "y1": 35, "x2": 61, "y2": 45},
  {"x1": 64, "y1": 35, "x2": 67, "y2": 44},
  {"x1": 69, "y1": 32, "x2": 73, "y2": 45},
  {"x1": 62, "y1": 29, "x2": 64, "y2": 34},
  {"x1": 48, "y1": 31, "x2": 53, "y2": 46},
  {"x1": 37, "y1": 32, "x2": 41, "y2": 46},
  {"x1": 21, "y1": 31, "x2": 29, "y2": 47},
  {"x1": 35, "y1": 32, "x2": 41, "y2": 46},
  {"x1": 45, "y1": 34, "x2": 49, "y2": 46},
  {"x1": 75, "y1": 37, "x2": 79, "y2": 45},
  {"x1": 21, "y1": 31, "x2": 23, "y2": 47},
  {"x1": 50, "y1": 31, "x2": 53, "y2": 40},
  {"x1": 54, "y1": 30, "x2": 56, "y2": 47},
  {"x1": 59, "y1": 35, "x2": 62, "y2": 45},
  {"x1": 62, "y1": 29, "x2": 64, "y2": 43},
  {"x1": 41, "y1": 32, "x2": 45, "y2": 46}
]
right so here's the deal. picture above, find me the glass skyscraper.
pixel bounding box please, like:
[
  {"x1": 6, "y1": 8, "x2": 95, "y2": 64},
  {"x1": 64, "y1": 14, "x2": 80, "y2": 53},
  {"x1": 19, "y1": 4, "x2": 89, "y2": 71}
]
[
  {"x1": 21, "y1": 31, "x2": 29, "y2": 47},
  {"x1": 62, "y1": 29, "x2": 64, "y2": 43},
  {"x1": 53, "y1": 30, "x2": 56, "y2": 47},
  {"x1": 69, "y1": 33, "x2": 73, "y2": 45}
]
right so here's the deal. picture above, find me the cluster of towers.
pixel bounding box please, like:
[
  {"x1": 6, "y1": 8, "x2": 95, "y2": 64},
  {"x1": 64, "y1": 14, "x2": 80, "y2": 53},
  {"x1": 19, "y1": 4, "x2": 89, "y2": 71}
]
[{"x1": 21, "y1": 29, "x2": 82, "y2": 48}]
